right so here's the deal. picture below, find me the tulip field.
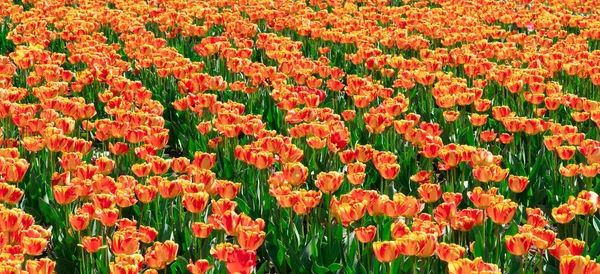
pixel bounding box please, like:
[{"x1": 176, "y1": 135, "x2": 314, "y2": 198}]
[{"x1": 5, "y1": 0, "x2": 600, "y2": 273}]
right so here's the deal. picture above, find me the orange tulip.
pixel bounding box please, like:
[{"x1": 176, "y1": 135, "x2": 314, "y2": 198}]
[
  {"x1": 468, "y1": 187, "x2": 498, "y2": 209},
  {"x1": 486, "y1": 199, "x2": 518, "y2": 225},
  {"x1": 418, "y1": 183, "x2": 441, "y2": 203},
  {"x1": 237, "y1": 228, "x2": 265, "y2": 250},
  {"x1": 559, "y1": 255, "x2": 594, "y2": 274},
  {"x1": 556, "y1": 146, "x2": 576, "y2": 161},
  {"x1": 315, "y1": 171, "x2": 344, "y2": 194},
  {"x1": 505, "y1": 233, "x2": 532, "y2": 256},
  {"x1": 191, "y1": 222, "x2": 212, "y2": 238},
  {"x1": 283, "y1": 162, "x2": 309, "y2": 187},
  {"x1": 109, "y1": 232, "x2": 140, "y2": 256},
  {"x1": 183, "y1": 192, "x2": 210, "y2": 214},
  {"x1": 372, "y1": 241, "x2": 400, "y2": 263},
  {"x1": 437, "y1": 243, "x2": 466, "y2": 262},
  {"x1": 390, "y1": 219, "x2": 411, "y2": 239},
  {"x1": 187, "y1": 259, "x2": 212, "y2": 274},
  {"x1": 508, "y1": 175, "x2": 529, "y2": 193},
  {"x1": 26, "y1": 258, "x2": 56, "y2": 274},
  {"x1": 377, "y1": 163, "x2": 400, "y2": 180},
  {"x1": 225, "y1": 248, "x2": 256, "y2": 274},
  {"x1": 552, "y1": 204, "x2": 576, "y2": 224},
  {"x1": 354, "y1": 226, "x2": 376, "y2": 243},
  {"x1": 397, "y1": 232, "x2": 437, "y2": 257},
  {"x1": 550, "y1": 238, "x2": 585, "y2": 260},
  {"x1": 531, "y1": 228, "x2": 556, "y2": 250},
  {"x1": 69, "y1": 213, "x2": 89, "y2": 231}
]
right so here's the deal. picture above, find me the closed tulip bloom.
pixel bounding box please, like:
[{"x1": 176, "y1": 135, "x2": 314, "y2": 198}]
[
  {"x1": 191, "y1": 222, "x2": 212, "y2": 238},
  {"x1": 354, "y1": 226, "x2": 376, "y2": 243},
  {"x1": 342, "y1": 110, "x2": 356, "y2": 121},
  {"x1": 237, "y1": 228, "x2": 265, "y2": 250},
  {"x1": 398, "y1": 232, "x2": 437, "y2": 257},
  {"x1": 498, "y1": 133, "x2": 513, "y2": 144},
  {"x1": 508, "y1": 175, "x2": 529, "y2": 193},
  {"x1": 556, "y1": 146, "x2": 576, "y2": 160},
  {"x1": 212, "y1": 198, "x2": 238, "y2": 215},
  {"x1": 450, "y1": 214, "x2": 477, "y2": 232},
  {"x1": 355, "y1": 144, "x2": 374, "y2": 162},
  {"x1": 372, "y1": 241, "x2": 400, "y2": 262},
  {"x1": 183, "y1": 192, "x2": 210, "y2": 214},
  {"x1": 108, "y1": 142, "x2": 130, "y2": 155},
  {"x1": 53, "y1": 185, "x2": 78, "y2": 205},
  {"x1": 187, "y1": 259, "x2": 212, "y2": 274},
  {"x1": 486, "y1": 199, "x2": 518, "y2": 225},
  {"x1": 154, "y1": 240, "x2": 179, "y2": 264},
  {"x1": 99, "y1": 208, "x2": 120, "y2": 227},
  {"x1": 283, "y1": 162, "x2": 309, "y2": 187},
  {"x1": 443, "y1": 111, "x2": 460, "y2": 122},
  {"x1": 110, "y1": 262, "x2": 139, "y2": 274},
  {"x1": 338, "y1": 150, "x2": 356, "y2": 164},
  {"x1": 0, "y1": 208, "x2": 23, "y2": 232},
  {"x1": 347, "y1": 172, "x2": 366, "y2": 185},
  {"x1": 377, "y1": 163, "x2": 400, "y2": 180},
  {"x1": 132, "y1": 162, "x2": 152, "y2": 178},
  {"x1": 26, "y1": 258, "x2": 56, "y2": 274},
  {"x1": 560, "y1": 255, "x2": 592, "y2": 274},
  {"x1": 109, "y1": 232, "x2": 139, "y2": 256},
  {"x1": 336, "y1": 201, "x2": 367, "y2": 226},
  {"x1": 418, "y1": 183, "x2": 441, "y2": 203},
  {"x1": 69, "y1": 213, "x2": 89, "y2": 231},
  {"x1": 443, "y1": 192, "x2": 463, "y2": 205},
  {"x1": 135, "y1": 184, "x2": 158, "y2": 203},
  {"x1": 437, "y1": 243, "x2": 466, "y2": 262},
  {"x1": 505, "y1": 233, "x2": 532, "y2": 256},
  {"x1": 250, "y1": 151, "x2": 275, "y2": 169},
  {"x1": 158, "y1": 179, "x2": 182, "y2": 199},
  {"x1": 216, "y1": 180, "x2": 241, "y2": 199},
  {"x1": 315, "y1": 171, "x2": 344, "y2": 194},
  {"x1": 448, "y1": 258, "x2": 478, "y2": 274},
  {"x1": 192, "y1": 152, "x2": 217, "y2": 170}
]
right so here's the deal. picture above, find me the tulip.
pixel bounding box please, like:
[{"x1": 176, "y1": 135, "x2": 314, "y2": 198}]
[
  {"x1": 486, "y1": 199, "x2": 518, "y2": 225},
  {"x1": 505, "y1": 233, "x2": 532, "y2": 256},
  {"x1": 187, "y1": 259, "x2": 212, "y2": 274},
  {"x1": 418, "y1": 183, "x2": 441, "y2": 203},
  {"x1": 437, "y1": 243, "x2": 466, "y2": 262},
  {"x1": 354, "y1": 226, "x2": 376, "y2": 243},
  {"x1": 372, "y1": 241, "x2": 400, "y2": 263},
  {"x1": 508, "y1": 175, "x2": 529, "y2": 193},
  {"x1": 315, "y1": 171, "x2": 344, "y2": 194}
]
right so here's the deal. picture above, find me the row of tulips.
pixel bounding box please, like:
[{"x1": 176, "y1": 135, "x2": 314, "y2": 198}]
[{"x1": 3, "y1": 0, "x2": 600, "y2": 273}]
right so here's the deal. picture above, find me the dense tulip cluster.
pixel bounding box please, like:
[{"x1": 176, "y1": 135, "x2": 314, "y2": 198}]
[{"x1": 3, "y1": 0, "x2": 600, "y2": 273}]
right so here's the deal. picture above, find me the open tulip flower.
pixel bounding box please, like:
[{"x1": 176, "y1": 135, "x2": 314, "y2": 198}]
[{"x1": 3, "y1": 0, "x2": 600, "y2": 273}]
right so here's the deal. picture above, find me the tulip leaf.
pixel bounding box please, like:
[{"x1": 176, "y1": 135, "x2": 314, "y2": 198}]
[
  {"x1": 313, "y1": 263, "x2": 329, "y2": 274},
  {"x1": 589, "y1": 239, "x2": 600, "y2": 260},
  {"x1": 543, "y1": 265, "x2": 560, "y2": 274},
  {"x1": 473, "y1": 228, "x2": 485, "y2": 259},
  {"x1": 328, "y1": 263, "x2": 344, "y2": 272},
  {"x1": 256, "y1": 261, "x2": 270, "y2": 274},
  {"x1": 507, "y1": 255, "x2": 522, "y2": 274}
]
